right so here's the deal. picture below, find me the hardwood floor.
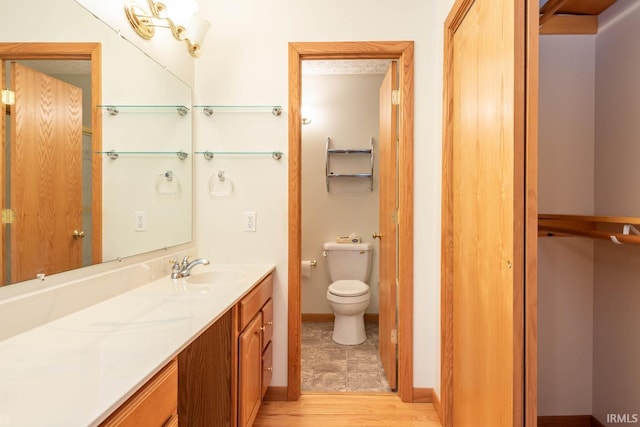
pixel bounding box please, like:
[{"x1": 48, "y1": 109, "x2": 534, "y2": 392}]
[{"x1": 253, "y1": 393, "x2": 441, "y2": 427}]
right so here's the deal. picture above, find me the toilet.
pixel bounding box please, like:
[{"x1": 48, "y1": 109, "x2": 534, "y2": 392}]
[{"x1": 322, "y1": 242, "x2": 373, "y2": 345}]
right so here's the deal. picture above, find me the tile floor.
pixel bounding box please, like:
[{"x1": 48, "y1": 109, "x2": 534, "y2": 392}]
[{"x1": 301, "y1": 321, "x2": 393, "y2": 393}]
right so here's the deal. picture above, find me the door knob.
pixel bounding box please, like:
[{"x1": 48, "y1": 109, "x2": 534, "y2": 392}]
[
  {"x1": 73, "y1": 230, "x2": 85, "y2": 239},
  {"x1": 372, "y1": 232, "x2": 381, "y2": 239}
]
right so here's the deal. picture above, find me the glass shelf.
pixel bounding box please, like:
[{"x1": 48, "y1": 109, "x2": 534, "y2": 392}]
[
  {"x1": 98, "y1": 105, "x2": 190, "y2": 116},
  {"x1": 195, "y1": 150, "x2": 284, "y2": 160},
  {"x1": 193, "y1": 105, "x2": 283, "y2": 117},
  {"x1": 96, "y1": 150, "x2": 190, "y2": 160}
]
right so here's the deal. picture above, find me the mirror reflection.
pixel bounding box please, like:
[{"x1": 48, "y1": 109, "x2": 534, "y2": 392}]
[{"x1": 0, "y1": 0, "x2": 193, "y2": 287}]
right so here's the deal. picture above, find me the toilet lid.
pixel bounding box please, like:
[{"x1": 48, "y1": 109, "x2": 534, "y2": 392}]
[{"x1": 328, "y1": 280, "x2": 369, "y2": 297}]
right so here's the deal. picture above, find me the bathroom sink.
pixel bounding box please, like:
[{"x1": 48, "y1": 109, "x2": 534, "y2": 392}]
[{"x1": 184, "y1": 269, "x2": 248, "y2": 285}]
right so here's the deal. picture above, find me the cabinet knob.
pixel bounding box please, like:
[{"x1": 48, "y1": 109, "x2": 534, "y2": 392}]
[
  {"x1": 264, "y1": 366, "x2": 273, "y2": 372},
  {"x1": 372, "y1": 232, "x2": 381, "y2": 239},
  {"x1": 265, "y1": 321, "x2": 273, "y2": 326},
  {"x1": 73, "y1": 230, "x2": 85, "y2": 239}
]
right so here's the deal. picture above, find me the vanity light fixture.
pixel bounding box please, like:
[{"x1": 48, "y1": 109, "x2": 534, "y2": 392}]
[{"x1": 124, "y1": 0, "x2": 211, "y2": 58}]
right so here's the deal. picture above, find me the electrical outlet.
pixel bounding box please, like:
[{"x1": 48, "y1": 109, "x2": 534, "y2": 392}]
[
  {"x1": 134, "y1": 211, "x2": 147, "y2": 232},
  {"x1": 244, "y1": 211, "x2": 256, "y2": 232}
]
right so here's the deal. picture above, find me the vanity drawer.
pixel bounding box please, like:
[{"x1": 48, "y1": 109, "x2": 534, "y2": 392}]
[
  {"x1": 239, "y1": 274, "x2": 273, "y2": 331},
  {"x1": 262, "y1": 341, "x2": 273, "y2": 398},
  {"x1": 100, "y1": 358, "x2": 177, "y2": 427},
  {"x1": 261, "y1": 298, "x2": 273, "y2": 348}
]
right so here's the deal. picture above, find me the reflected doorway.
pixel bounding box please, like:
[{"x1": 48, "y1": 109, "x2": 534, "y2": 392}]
[{"x1": 0, "y1": 43, "x2": 102, "y2": 286}]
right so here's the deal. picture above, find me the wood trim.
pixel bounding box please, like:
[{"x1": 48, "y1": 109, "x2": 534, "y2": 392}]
[
  {"x1": 591, "y1": 416, "x2": 606, "y2": 427},
  {"x1": 301, "y1": 313, "x2": 379, "y2": 323},
  {"x1": 432, "y1": 389, "x2": 442, "y2": 424},
  {"x1": 0, "y1": 42, "x2": 103, "y2": 268},
  {"x1": 514, "y1": 0, "x2": 528, "y2": 424},
  {"x1": 440, "y1": 3, "x2": 467, "y2": 425},
  {"x1": 288, "y1": 41, "x2": 414, "y2": 403},
  {"x1": 263, "y1": 386, "x2": 288, "y2": 402},
  {"x1": 537, "y1": 415, "x2": 592, "y2": 427},
  {"x1": 412, "y1": 388, "x2": 433, "y2": 403},
  {"x1": 539, "y1": 0, "x2": 568, "y2": 26},
  {"x1": 287, "y1": 42, "x2": 303, "y2": 402},
  {"x1": 525, "y1": 0, "x2": 539, "y2": 425},
  {"x1": 90, "y1": 44, "x2": 103, "y2": 264},
  {"x1": 539, "y1": 15, "x2": 598, "y2": 35}
]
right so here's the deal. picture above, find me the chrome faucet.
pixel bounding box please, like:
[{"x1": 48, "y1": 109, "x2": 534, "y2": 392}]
[{"x1": 171, "y1": 256, "x2": 210, "y2": 279}]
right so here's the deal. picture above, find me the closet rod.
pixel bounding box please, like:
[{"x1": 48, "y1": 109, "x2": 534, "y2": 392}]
[{"x1": 539, "y1": 224, "x2": 640, "y2": 245}]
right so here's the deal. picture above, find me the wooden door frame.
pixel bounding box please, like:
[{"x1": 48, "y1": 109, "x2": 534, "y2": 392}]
[
  {"x1": 288, "y1": 41, "x2": 415, "y2": 402},
  {"x1": 0, "y1": 42, "x2": 103, "y2": 267},
  {"x1": 440, "y1": 0, "x2": 538, "y2": 425}
]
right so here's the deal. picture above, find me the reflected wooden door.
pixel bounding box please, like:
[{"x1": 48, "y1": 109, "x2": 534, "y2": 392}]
[
  {"x1": 442, "y1": 0, "x2": 526, "y2": 425},
  {"x1": 10, "y1": 63, "x2": 83, "y2": 282},
  {"x1": 1, "y1": 60, "x2": 5, "y2": 285},
  {"x1": 378, "y1": 61, "x2": 398, "y2": 390}
]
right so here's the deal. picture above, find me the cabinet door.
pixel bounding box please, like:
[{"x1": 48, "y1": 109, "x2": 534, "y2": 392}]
[
  {"x1": 238, "y1": 313, "x2": 263, "y2": 427},
  {"x1": 262, "y1": 341, "x2": 273, "y2": 398}
]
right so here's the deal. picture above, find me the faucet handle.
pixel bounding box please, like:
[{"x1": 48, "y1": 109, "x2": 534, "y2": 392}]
[{"x1": 181, "y1": 255, "x2": 190, "y2": 267}]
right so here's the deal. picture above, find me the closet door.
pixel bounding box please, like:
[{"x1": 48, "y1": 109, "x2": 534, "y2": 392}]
[{"x1": 441, "y1": 0, "x2": 534, "y2": 425}]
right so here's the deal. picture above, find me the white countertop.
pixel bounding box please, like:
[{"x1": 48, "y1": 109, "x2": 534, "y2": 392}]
[{"x1": 0, "y1": 263, "x2": 275, "y2": 427}]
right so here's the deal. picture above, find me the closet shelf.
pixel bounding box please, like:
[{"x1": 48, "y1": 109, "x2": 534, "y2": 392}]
[
  {"x1": 539, "y1": 214, "x2": 640, "y2": 245},
  {"x1": 98, "y1": 105, "x2": 190, "y2": 116},
  {"x1": 193, "y1": 105, "x2": 283, "y2": 116}
]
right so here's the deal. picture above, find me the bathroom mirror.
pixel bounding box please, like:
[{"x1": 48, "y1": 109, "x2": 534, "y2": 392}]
[{"x1": 0, "y1": 0, "x2": 193, "y2": 286}]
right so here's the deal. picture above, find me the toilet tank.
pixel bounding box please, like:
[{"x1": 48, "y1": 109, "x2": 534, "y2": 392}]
[{"x1": 322, "y1": 242, "x2": 373, "y2": 282}]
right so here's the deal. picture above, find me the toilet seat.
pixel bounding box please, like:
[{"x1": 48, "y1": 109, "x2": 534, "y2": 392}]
[{"x1": 328, "y1": 280, "x2": 369, "y2": 297}]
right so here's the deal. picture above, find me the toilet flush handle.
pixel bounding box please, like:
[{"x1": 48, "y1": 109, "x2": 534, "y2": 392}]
[{"x1": 372, "y1": 232, "x2": 381, "y2": 239}]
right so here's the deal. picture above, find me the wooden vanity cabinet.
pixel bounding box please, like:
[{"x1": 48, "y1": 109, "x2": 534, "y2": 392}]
[
  {"x1": 102, "y1": 272, "x2": 273, "y2": 427},
  {"x1": 237, "y1": 274, "x2": 273, "y2": 427},
  {"x1": 100, "y1": 358, "x2": 178, "y2": 427}
]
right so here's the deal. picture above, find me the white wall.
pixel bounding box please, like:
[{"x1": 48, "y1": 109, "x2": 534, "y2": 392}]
[
  {"x1": 301, "y1": 73, "x2": 381, "y2": 315},
  {"x1": 194, "y1": 0, "x2": 447, "y2": 390},
  {"x1": 2, "y1": 0, "x2": 452, "y2": 394},
  {"x1": 593, "y1": 1, "x2": 640, "y2": 424},
  {"x1": 538, "y1": 35, "x2": 596, "y2": 415}
]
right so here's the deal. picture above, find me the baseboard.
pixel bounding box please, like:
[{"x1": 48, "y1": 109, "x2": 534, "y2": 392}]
[
  {"x1": 302, "y1": 313, "x2": 379, "y2": 323},
  {"x1": 537, "y1": 415, "x2": 593, "y2": 427},
  {"x1": 591, "y1": 416, "x2": 605, "y2": 427},
  {"x1": 263, "y1": 386, "x2": 288, "y2": 401},
  {"x1": 432, "y1": 389, "x2": 442, "y2": 423},
  {"x1": 413, "y1": 387, "x2": 433, "y2": 403}
]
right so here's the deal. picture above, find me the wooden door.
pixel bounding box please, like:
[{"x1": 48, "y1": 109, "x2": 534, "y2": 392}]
[
  {"x1": 1, "y1": 60, "x2": 5, "y2": 285},
  {"x1": 10, "y1": 63, "x2": 83, "y2": 283},
  {"x1": 442, "y1": 0, "x2": 527, "y2": 425},
  {"x1": 378, "y1": 61, "x2": 398, "y2": 390}
]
